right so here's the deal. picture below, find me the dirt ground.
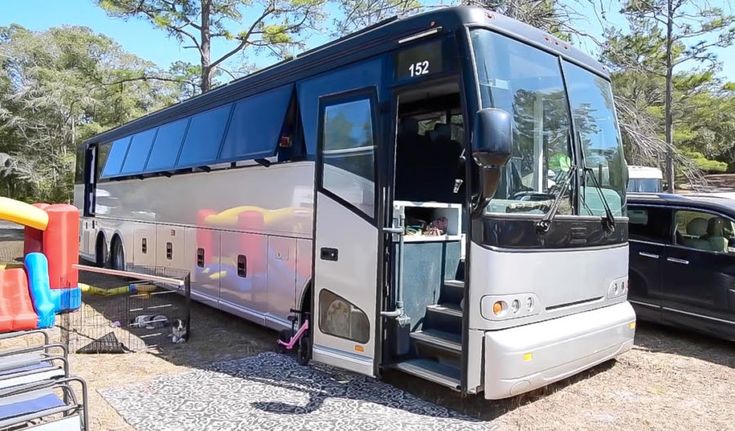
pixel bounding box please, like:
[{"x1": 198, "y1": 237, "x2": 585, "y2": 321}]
[{"x1": 2, "y1": 228, "x2": 735, "y2": 430}]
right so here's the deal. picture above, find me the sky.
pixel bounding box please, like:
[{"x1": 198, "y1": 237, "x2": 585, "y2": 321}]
[{"x1": 0, "y1": 0, "x2": 733, "y2": 82}]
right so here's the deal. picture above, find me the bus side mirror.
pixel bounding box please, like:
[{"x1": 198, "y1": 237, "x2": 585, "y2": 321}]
[
  {"x1": 472, "y1": 109, "x2": 512, "y2": 213},
  {"x1": 472, "y1": 108, "x2": 512, "y2": 168}
]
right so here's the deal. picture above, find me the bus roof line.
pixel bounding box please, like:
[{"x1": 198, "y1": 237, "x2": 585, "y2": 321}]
[{"x1": 84, "y1": 7, "x2": 607, "y2": 146}]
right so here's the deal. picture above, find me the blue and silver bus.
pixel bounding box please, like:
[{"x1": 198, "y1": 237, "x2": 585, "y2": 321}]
[{"x1": 75, "y1": 6, "x2": 635, "y2": 399}]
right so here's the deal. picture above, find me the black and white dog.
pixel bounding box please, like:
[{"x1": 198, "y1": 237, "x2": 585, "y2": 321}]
[{"x1": 171, "y1": 319, "x2": 188, "y2": 344}]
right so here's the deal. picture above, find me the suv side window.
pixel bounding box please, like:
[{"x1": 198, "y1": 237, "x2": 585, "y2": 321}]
[
  {"x1": 673, "y1": 209, "x2": 735, "y2": 253},
  {"x1": 629, "y1": 205, "x2": 672, "y2": 244}
]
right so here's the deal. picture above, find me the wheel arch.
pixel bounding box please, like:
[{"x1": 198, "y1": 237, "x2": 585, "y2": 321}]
[{"x1": 297, "y1": 279, "x2": 312, "y2": 313}]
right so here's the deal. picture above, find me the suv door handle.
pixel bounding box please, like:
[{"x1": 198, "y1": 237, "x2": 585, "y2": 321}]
[
  {"x1": 639, "y1": 252, "x2": 659, "y2": 259},
  {"x1": 667, "y1": 257, "x2": 689, "y2": 265}
]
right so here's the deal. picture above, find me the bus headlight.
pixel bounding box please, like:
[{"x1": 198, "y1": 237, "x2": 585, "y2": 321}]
[
  {"x1": 511, "y1": 299, "x2": 520, "y2": 314},
  {"x1": 607, "y1": 276, "x2": 628, "y2": 299},
  {"x1": 482, "y1": 294, "x2": 540, "y2": 320}
]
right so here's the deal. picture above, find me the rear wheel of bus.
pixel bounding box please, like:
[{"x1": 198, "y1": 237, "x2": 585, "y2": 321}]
[{"x1": 110, "y1": 236, "x2": 125, "y2": 271}]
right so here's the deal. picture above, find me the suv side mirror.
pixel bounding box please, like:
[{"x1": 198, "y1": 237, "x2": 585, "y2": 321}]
[
  {"x1": 472, "y1": 108, "x2": 512, "y2": 213},
  {"x1": 728, "y1": 237, "x2": 735, "y2": 254},
  {"x1": 472, "y1": 108, "x2": 512, "y2": 168}
]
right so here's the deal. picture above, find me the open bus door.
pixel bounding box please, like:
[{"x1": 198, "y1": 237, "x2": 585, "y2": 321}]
[{"x1": 311, "y1": 88, "x2": 385, "y2": 376}]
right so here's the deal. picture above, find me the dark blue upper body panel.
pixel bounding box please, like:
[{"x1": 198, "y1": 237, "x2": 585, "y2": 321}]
[{"x1": 84, "y1": 6, "x2": 608, "y2": 148}]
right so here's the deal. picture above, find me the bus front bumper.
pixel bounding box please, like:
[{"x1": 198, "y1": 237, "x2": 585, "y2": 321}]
[{"x1": 483, "y1": 301, "x2": 636, "y2": 400}]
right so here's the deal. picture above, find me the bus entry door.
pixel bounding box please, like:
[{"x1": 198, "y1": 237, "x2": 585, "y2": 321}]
[{"x1": 311, "y1": 89, "x2": 382, "y2": 376}]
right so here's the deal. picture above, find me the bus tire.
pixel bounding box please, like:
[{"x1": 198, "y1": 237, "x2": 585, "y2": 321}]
[
  {"x1": 110, "y1": 236, "x2": 125, "y2": 271},
  {"x1": 297, "y1": 335, "x2": 310, "y2": 366},
  {"x1": 95, "y1": 234, "x2": 108, "y2": 268}
]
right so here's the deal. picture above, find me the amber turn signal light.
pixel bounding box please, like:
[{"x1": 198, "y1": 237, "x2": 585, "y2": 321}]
[{"x1": 492, "y1": 301, "x2": 505, "y2": 315}]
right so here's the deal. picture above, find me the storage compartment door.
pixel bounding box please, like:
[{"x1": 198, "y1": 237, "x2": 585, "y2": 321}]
[
  {"x1": 267, "y1": 237, "x2": 298, "y2": 327},
  {"x1": 156, "y1": 225, "x2": 186, "y2": 273},
  {"x1": 219, "y1": 231, "x2": 268, "y2": 323},
  {"x1": 185, "y1": 227, "x2": 220, "y2": 308}
]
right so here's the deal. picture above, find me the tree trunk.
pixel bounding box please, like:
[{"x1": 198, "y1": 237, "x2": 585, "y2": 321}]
[
  {"x1": 664, "y1": 0, "x2": 675, "y2": 193},
  {"x1": 200, "y1": 0, "x2": 212, "y2": 93}
]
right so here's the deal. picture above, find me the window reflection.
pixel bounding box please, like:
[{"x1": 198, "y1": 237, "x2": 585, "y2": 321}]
[
  {"x1": 321, "y1": 98, "x2": 376, "y2": 217},
  {"x1": 472, "y1": 30, "x2": 573, "y2": 215},
  {"x1": 177, "y1": 104, "x2": 232, "y2": 167},
  {"x1": 564, "y1": 62, "x2": 626, "y2": 216},
  {"x1": 145, "y1": 118, "x2": 188, "y2": 172},
  {"x1": 120, "y1": 129, "x2": 156, "y2": 174},
  {"x1": 101, "y1": 137, "x2": 131, "y2": 177}
]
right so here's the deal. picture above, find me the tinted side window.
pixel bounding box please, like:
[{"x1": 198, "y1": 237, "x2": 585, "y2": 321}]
[
  {"x1": 177, "y1": 104, "x2": 231, "y2": 167},
  {"x1": 628, "y1": 205, "x2": 672, "y2": 243},
  {"x1": 674, "y1": 209, "x2": 735, "y2": 253},
  {"x1": 321, "y1": 97, "x2": 376, "y2": 217},
  {"x1": 220, "y1": 85, "x2": 293, "y2": 161},
  {"x1": 145, "y1": 118, "x2": 188, "y2": 172},
  {"x1": 101, "y1": 137, "x2": 131, "y2": 177},
  {"x1": 121, "y1": 129, "x2": 157, "y2": 174}
]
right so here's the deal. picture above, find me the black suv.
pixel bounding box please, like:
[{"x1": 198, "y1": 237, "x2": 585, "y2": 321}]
[{"x1": 628, "y1": 193, "x2": 735, "y2": 341}]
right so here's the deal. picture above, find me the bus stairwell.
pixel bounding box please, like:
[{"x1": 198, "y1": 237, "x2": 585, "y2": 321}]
[{"x1": 385, "y1": 80, "x2": 466, "y2": 390}]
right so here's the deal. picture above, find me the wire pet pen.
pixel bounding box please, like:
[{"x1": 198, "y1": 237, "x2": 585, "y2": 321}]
[{"x1": 59, "y1": 265, "x2": 190, "y2": 354}]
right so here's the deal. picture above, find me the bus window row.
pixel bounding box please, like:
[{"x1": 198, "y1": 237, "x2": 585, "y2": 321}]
[{"x1": 97, "y1": 84, "x2": 298, "y2": 179}]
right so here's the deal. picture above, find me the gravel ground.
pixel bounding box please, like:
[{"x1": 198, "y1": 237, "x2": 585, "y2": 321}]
[{"x1": 2, "y1": 231, "x2": 734, "y2": 430}]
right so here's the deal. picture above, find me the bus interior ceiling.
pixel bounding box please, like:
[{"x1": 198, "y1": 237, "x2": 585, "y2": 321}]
[{"x1": 387, "y1": 80, "x2": 467, "y2": 388}]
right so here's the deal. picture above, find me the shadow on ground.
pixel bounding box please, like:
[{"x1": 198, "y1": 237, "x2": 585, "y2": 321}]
[
  {"x1": 65, "y1": 270, "x2": 625, "y2": 422},
  {"x1": 7, "y1": 228, "x2": 731, "y2": 424},
  {"x1": 634, "y1": 321, "x2": 735, "y2": 369}
]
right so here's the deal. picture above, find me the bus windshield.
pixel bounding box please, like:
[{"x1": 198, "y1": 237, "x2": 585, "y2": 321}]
[{"x1": 470, "y1": 29, "x2": 626, "y2": 217}]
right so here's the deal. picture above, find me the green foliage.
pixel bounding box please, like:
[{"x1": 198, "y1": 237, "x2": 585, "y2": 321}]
[
  {"x1": 333, "y1": 0, "x2": 421, "y2": 35},
  {"x1": 462, "y1": 0, "x2": 573, "y2": 40},
  {"x1": 682, "y1": 150, "x2": 728, "y2": 173},
  {"x1": 616, "y1": 0, "x2": 735, "y2": 187},
  {"x1": 603, "y1": 0, "x2": 735, "y2": 182},
  {"x1": 98, "y1": 0, "x2": 325, "y2": 92},
  {"x1": 0, "y1": 25, "x2": 182, "y2": 202}
]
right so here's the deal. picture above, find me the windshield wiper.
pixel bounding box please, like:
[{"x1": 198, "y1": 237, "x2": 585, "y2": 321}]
[
  {"x1": 583, "y1": 167, "x2": 616, "y2": 233},
  {"x1": 536, "y1": 165, "x2": 575, "y2": 234}
]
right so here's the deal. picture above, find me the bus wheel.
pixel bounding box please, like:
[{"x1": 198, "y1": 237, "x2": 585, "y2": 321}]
[
  {"x1": 297, "y1": 333, "x2": 310, "y2": 366},
  {"x1": 110, "y1": 237, "x2": 125, "y2": 271},
  {"x1": 95, "y1": 235, "x2": 108, "y2": 268}
]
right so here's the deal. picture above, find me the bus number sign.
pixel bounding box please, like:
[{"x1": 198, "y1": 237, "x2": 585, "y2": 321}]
[
  {"x1": 395, "y1": 40, "x2": 443, "y2": 80},
  {"x1": 409, "y1": 60, "x2": 430, "y2": 77}
]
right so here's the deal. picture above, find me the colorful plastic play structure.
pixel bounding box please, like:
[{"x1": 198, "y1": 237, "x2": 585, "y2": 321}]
[{"x1": 0, "y1": 197, "x2": 81, "y2": 333}]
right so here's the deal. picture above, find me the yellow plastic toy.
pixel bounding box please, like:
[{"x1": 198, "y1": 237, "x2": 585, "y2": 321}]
[
  {"x1": 0, "y1": 197, "x2": 49, "y2": 230},
  {"x1": 79, "y1": 282, "x2": 158, "y2": 297}
]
